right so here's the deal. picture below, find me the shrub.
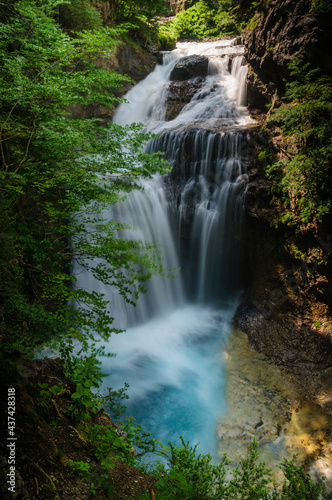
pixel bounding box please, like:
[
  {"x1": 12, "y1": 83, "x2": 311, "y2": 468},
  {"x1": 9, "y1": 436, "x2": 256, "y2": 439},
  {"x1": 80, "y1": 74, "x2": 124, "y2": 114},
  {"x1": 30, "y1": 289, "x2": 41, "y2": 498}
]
[
  {"x1": 158, "y1": 0, "x2": 239, "y2": 42},
  {"x1": 267, "y1": 59, "x2": 332, "y2": 227}
]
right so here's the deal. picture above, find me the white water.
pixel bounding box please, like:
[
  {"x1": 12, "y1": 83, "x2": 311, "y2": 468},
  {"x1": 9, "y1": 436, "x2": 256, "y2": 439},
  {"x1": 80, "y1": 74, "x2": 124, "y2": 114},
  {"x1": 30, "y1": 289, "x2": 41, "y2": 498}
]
[
  {"x1": 114, "y1": 39, "x2": 252, "y2": 132},
  {"x1": 76, "y1": 39, "x2": 253, "y2": 459}
]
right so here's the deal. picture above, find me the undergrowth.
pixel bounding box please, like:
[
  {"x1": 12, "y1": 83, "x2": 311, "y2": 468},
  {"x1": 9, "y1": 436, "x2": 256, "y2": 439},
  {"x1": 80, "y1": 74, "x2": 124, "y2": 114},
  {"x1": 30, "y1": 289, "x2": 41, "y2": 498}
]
[
  {"x1": 63, "y1": 367, "x2": 331, "y2": 500},
  {"x1": 265, "y1": 58, "x2": 332, "y2": 230},
  {"x1": 158, "y1": 0, "x2": 240, "y2": 46}
]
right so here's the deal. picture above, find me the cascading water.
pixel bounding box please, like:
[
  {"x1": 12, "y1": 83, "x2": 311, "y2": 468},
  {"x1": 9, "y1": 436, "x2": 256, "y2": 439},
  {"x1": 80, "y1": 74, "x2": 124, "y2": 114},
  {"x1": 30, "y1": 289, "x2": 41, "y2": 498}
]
[{"x1": 77, "y1": 38, "x2": 254, "y2": 459}]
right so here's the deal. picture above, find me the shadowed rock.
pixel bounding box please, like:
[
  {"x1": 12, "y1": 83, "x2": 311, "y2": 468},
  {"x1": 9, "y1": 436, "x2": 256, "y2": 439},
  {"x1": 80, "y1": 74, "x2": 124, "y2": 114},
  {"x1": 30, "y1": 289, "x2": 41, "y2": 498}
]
[
  {"x1": 165, "y1": 77, "x2": 206, "y2": 120},
  {"x1": 170, "y1": 55, "x2": 209, "y2": 81}
]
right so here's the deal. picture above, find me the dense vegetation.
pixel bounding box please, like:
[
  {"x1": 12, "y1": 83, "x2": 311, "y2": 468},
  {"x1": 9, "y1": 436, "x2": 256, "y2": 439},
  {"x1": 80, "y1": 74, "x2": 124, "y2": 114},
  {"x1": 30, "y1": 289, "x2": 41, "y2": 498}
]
[
  {"x1": 158, "y1": 0, "x2": 270, "y2": 45},
  {"x1": 158, "y1": 0, "x2": 332, "y2": 48},
  {"x1": 0, "y1": 0, "x2": 168, "y2": 361},
  {"x1": 266, "y1": 59, "x2": 332, "y2": 230},
  {"x1": 79, "y1": 431, "x2": 332, "y2": 499},
  {"x1": 159, "y1": 0, "x2": 243, "y2": 44}
]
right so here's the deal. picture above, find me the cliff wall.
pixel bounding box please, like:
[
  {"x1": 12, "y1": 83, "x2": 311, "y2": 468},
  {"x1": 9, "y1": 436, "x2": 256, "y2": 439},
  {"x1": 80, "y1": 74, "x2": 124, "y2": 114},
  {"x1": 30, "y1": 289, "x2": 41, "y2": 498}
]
[
  {"x1": 245, "y1": 0, "x2": 332, "y2": 113},
  {"x1": 237, "y1": 0, "x2": 332, "y2": 408}
]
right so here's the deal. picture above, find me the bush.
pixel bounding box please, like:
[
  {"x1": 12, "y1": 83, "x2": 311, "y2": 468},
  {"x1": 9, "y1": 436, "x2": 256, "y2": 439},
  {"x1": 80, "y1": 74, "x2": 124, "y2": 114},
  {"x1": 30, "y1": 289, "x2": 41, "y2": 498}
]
[
  {"x1": 215, "y1": 10, "x2": 238, "y2": 33},
  {"x1": 173, "y1": 1, "x2": 219, "y2": 39},
  {"x1": 267, "y1": 59, "x2": 332, "y2": 227},
  {"x1": 158, "y1": 0, "x2": 239, "y2": 42},
  {"x1": 137, "y1": 438, "x2": 331, "y2": 499},
  {"x1": 59, "y1": 0, "x2": 102, "y2": 31},
  {"x1": 158, "y1": 21, "x2": 178, "y2": 49}
]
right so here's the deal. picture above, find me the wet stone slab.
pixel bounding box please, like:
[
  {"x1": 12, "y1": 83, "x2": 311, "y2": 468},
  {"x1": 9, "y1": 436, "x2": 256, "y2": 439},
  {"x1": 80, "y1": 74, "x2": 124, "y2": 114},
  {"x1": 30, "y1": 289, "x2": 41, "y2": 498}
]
[{"x1": 218, "y1": 329, "x2": 332, "y2": 487}]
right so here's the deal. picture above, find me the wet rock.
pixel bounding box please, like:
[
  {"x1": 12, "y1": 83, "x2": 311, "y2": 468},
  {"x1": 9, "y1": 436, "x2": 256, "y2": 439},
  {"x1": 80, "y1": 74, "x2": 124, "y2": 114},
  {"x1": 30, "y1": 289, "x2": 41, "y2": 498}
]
[
  {"x1": 235, "y1": 305, "x2": 332, "y2": 407},
  {"x1": 246, "y1": 68, "x2": 272, "y2": 116},
  {"x1": 147, "y1": 44, "x2": 162, "y2": 61},
  {"x1": 234, "y1": 122, "x2": 332, "y2": 410},
  {"x1": 170, "y1": 55, "x2": 209, "y2": 81},
  {"x1": 114, "y1": 43, "x2": 157, "y2": 86},
  {"x1": 232, "y1": 36, "x2": 244, "y2": 46},
  {"x1": 165, "y1": 77, "x2": 206, "y2": 121},
  {"x1": 219, "y1": 329, "x2": 332, "y2": 487}
]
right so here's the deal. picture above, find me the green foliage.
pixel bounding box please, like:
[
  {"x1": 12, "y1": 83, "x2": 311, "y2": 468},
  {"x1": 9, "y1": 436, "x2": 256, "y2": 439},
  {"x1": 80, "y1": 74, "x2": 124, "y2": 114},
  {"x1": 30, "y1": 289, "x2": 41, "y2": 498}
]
[
  {"x1": 38, "y1": 381, "x2": 63, "y2": 402},
  {"x1": 158, "y1": 22, "x2": 178, "y2": 49},
  {"x1": 136, "y1": 438, "x2": 330, "y2": 499},
  {"x1": 214, "y1": 9, "x2": 238, "y2": 33},
  {"x1": 311, "y1": 0, "x2": 332, "y2": 13},
  {"x1": 68, "y1": 459, "x2": 100, "y2": 494},
  {"x1": 153, "y1": 436, "x2": 230, "y2": 499},
  {"x1": 258, "y1": 149, "x2": 270, "y2": 166},
  {"x1": 247, "y1": 13, "x2": 261, "y2": 31},
  {"x1": 102, "y1": 0, "x2": 169, "y2": 46},
  {"x1": 108, "y1": 0, "x2": 170, "y2": 22},
  {"x1": 227, "y1": 440, "x2": 272, "y2": 499},
  {"x1": 88, "y1": 423, "x2": 136, "y2": 468},
  {"x1": 102, "y1": 382, "x2": 130, "y2": 420},
  {"x1": 0, "y1": 0, "x2": 168, "y2": 359},
  {"x1": 64, "y1": 351, "x2": 104, "y2": 418},
  {"x1": 173, "y1": 1, "x2": 219, "y2": 39},
  {"x1": 59, "y1": 0, "x2": 103, "y2": 31},
  {"x1": 278, "y1": 458, "x2": 331, "y2": 499},
  {"x1": 158, "y1": 0, "x2": 274, "y2": 46},
  {"x1": 68, "y1": 459, "x2": 91, "y2": 477},
  {"x1": 88, "y1": 417, "x2": 160, "y2": 470},
  {"x1": 158, "y1": 0, "x2": 239, "y2": 43},
  {"x1": 267, "y1": 58, "x2": 332, "y2": 227}
]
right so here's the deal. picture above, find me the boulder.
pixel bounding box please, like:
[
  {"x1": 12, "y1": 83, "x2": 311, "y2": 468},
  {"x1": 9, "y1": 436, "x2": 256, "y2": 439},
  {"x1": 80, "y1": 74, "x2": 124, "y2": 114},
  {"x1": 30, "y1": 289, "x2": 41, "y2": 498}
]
[
  {"x1": 170, "y1": 55, "x2": 209, "y2": 81},
  {"x1": 165, "y1": 77, "x2": 206, "y2": 121},
  {"x1": 246, "y1": 67, "x2": 272, "y2": 116}
]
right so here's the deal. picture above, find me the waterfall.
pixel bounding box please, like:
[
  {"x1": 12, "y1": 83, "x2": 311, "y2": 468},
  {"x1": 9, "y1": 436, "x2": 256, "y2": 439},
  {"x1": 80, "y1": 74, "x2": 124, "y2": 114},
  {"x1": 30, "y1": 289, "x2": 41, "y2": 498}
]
[{"x1": 77, "y1": 39, "x2": 253, "y2": 459}]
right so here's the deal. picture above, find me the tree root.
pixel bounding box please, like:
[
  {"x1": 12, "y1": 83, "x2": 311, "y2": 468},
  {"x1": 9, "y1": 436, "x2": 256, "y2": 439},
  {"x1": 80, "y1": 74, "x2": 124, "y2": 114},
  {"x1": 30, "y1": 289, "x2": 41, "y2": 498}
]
[{"x1": 31, "y1": 461, "x2": 59, "y2": 499}]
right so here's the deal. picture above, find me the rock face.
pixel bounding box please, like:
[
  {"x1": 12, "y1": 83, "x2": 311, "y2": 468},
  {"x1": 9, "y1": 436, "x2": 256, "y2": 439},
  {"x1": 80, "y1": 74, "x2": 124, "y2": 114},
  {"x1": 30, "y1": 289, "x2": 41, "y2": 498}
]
[
  {"x1": 245, "y1": 0, "x2": 332, "y2": 111},
  {"x1": 170, "y1": 55, "x2": 209, "y2": 81},
  {"x1": 114, "y1": 43, "x2": 158, "y2": 86},
  {"x1": 239, "y1": 1, "x2": 332, "y2": 404},
  {"x1": 233, "y1": 126, "x2": 332, "y2": 408},
  {"x1": 165, "y1": 77, "x2": 205, "y2": 121},
  {"x1": 162, "y1": 55, "x2": 209, "y2": 121}
]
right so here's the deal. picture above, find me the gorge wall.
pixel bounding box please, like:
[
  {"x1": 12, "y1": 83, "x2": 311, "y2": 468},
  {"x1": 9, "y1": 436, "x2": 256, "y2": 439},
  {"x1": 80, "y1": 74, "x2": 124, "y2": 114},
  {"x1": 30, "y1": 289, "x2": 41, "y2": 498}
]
[
  {"x1": 236, "y1": 0, "x2": 332, "y2": 408},
  {"x1": 245, "y1": 0, "x2": 332, "y2": 113}
]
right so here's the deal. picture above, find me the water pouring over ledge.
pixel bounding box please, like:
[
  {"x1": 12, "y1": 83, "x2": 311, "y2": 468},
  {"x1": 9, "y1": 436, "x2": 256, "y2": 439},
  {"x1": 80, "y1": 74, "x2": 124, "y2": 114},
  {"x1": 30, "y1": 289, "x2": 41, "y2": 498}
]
[{"x1": 75, "y1": 38, "x2": 253, "y2": 459}]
